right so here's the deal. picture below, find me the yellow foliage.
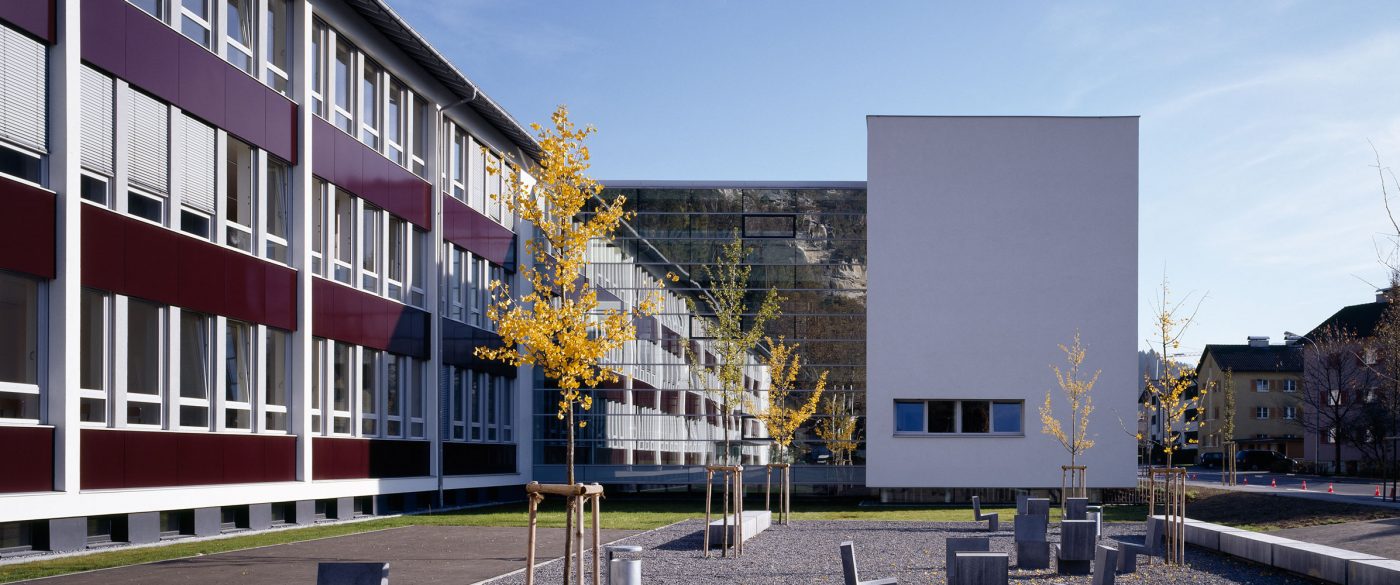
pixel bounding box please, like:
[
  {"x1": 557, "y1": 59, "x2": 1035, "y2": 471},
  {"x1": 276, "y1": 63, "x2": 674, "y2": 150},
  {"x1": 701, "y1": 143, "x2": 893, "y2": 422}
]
[
  {"x1": 1040, "y1": 331, "x2": 1099, "y2": 467},
  {"x1": 751, "y1": 337, "x2": 827, "y2": 459},
  {"x1": 815, "y1": 394, "x2": 859, "y2": 466},
  {"x1": 1143, "y1": 275, "x2": 1212, "y2": 463}
]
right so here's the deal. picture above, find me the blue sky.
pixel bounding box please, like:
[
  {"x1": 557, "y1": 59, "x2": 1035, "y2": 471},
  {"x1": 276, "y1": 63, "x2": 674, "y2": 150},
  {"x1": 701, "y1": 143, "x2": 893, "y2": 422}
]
[{"x1": 388, "y1": 0, "x2": 1400, "y2": 361}]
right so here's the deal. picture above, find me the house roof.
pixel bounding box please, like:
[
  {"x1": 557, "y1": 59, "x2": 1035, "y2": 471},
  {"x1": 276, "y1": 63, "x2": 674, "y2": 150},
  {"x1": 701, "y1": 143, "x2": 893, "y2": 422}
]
[
  {"x1": 1199, "y1": 344, "x2": 1303, "y2": 373},
  {"x1": 345, "y1": 0, "x2": 543, "y2": 162},
  {"x1": 1306, "y1": 300, "x2": 1389, "y2": 340}
]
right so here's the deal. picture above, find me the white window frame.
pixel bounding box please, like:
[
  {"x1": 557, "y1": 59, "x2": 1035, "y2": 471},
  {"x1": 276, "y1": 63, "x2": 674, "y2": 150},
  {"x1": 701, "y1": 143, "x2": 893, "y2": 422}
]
[
  {"x1": 488, "y1": 265, "x2": 504, "y2": 332},
  {"x1": 385, "y1": 79, "x2": 406, "y2": 166},
  {"x1": 260, "y1": 325, "x2": 289, "y2": 433},
  {"x1": 1255, "y1": 406, "x2": 1269, "y2": 419},
  {"x1": 1282, "y1": 379, "x2": 1296, "y2": 393},
  {"x1": 332, "y1": 35, "x2": 357, "y2": 134},
  {"x1": 79, "y1": 288, "x2": 110, "y2": 426},
  {"x1": 311, "y1": 178, "x2": 327, "y2": 276},
  {"x1": 449, "y1": 366, "x2": 466, "y2": 441},
  {"x1": 409, "y1": 95, "x2": 427, "y2": 177},
  {"x1": 311, "y1": 337, "x2": 326, "y2": 434},
  {"x1": 1283, "y1": 406, "x2": 1297, "y2": 420},
  {"x1": 175, "y1": 308, "x2": 214, "y2": 430},
  {"x1": 179, "y1": 0, "x2": 215, "y2": 49},
  {"x1": 359, "y1": 58, "x2": 382, "y2": 150},
  {"x1": 333, "y1": 187, "x2": 355, "y2": 284},
  {"x1": 263, "y1": 155, "x2": 290, "y2": 263},
  {"x1": 408, "y1": 227, "x2": 425, "y2": 308},
  {"x1": 386, "y1": 216, "x2": 406, "y2": 302},
  {"x1": 120, "y1": 297, "x2": 166, "y2": 429},
  {"x1": 310, "y1": 19, "x2": 327, "y2": 117},
  {"x1": 330, "y1": 341, "x2": 353, "y2": 435},
  {"x1": 261, "y1": 0, "x2": 291, "y2": 94},
  {"x1": 1254, "y1": 379, "x2": 1269, "y2": 392},
  {"x1": 470, "y1": 371, "x2": 484, "y2": 441},
  {"x1": 222, "y1": 318, "x2": 255, "y2": 431},
  {"x1": 222, "y1": 0, "x2": 257, "y2": 74},
  {"x1": 449, "y1": 124, "x2": 466, "y2": 202},
  {"x1": 383, "y1": 353, "x2": 404, "y2": 438},
  {"x1": 359, "y1": 347, "x2": 380, "y2": 437},
  {"x1": 224, "y1": 136, "x2": 258, "y2": 254},
  {"x1": 359, "y1": 200, "x2": 382, "y2": 293},
  {"x1": 0, "y1": 273, "x2": 45, "y2": 425},
  {"x1": 407, "y1": 359, "x2": 424, "y2": 439}
]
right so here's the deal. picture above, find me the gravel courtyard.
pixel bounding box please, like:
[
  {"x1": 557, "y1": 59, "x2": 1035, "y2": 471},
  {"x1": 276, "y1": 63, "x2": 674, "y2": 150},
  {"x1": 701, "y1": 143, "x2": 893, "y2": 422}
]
[{"x1": 487, "y1": 520, "x2": 1314, "y2": 585}]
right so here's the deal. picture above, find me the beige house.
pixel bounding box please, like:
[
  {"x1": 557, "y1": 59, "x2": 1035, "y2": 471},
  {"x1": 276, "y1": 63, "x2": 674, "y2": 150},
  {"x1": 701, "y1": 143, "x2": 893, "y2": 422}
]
[{"x1": 1196, "y1": 336, "x2": 1305, "y2": 458}]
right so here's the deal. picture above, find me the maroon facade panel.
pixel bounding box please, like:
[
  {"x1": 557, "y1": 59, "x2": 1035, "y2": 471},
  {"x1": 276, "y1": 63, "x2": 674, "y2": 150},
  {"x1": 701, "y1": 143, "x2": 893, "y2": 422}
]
[
  {"x1": 0, "y1": 177, "x2": 56, "y2": 279},
  {"x1": 81, "y1": 206, "x2": 298, "y2": 330},
  {"x1": 311, "y1": 277, "x2": 428, "y2": 359},
  {"x1": 0, "y1": 0, "x2": 54, "y2": 43},
  {"x1": 312, "y1": 117, "x2": 431, "y2": 229},
  {"x1": 312, "y1": 437, "x2": 430, "y2": 480},
  {"x1": 442, "y1": 196, "x2": 514, "y2": 266},
  {"x1": 0, "y1": 426, "x2": 53, "y2": 493},
  {"x1": 80, "y1": 0, "x2": 297, "y2": 163},
  {"x1": 80, "y1": 429, "x2": 296, "y2": 490}
]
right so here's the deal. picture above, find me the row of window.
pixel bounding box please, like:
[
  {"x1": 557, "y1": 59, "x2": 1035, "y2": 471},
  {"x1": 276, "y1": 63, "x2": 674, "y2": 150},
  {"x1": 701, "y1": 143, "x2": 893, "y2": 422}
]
[
  {"x1": 445, "y1": 121, "x2": 513, "y2": 228},
  {"x1": 1255, "y1": 406, "x2": 1298, "y2": 420},
  {"x1": 309, "y1": 338, "x2": 426, "y2": 439},
  {"x1": 310, "y1": 19, "x2": 429, "y2": 177},
  {"x1": 78, "y1": 287, "x2": 292, "y2": 432},
  {"x1": 446, "y1": 366, "x2": 514, "y2": 444},
  {"x1": 442, "y1": 244, "x2": 503, "y2": 330},
  {"x1": 893, "y1": 399, "x2": 1025, "y2": 435},
  {"x1": 129, "y1": 0, "x2": 292, "y2": 94},
  {"x1": 1253, "y1": 379, "x2": 1298, "y2": 392},
  {"x1": 310, "y1": 178, "x2": 428, "y2": 307}
]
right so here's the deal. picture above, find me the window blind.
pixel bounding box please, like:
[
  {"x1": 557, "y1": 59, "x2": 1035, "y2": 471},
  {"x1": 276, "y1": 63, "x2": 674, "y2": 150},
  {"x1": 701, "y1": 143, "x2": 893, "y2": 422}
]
[
  {"x1": 80, "y1": 66, "x2": 114, "y2": 176},
  {"x1": 178, "y1": 113, "x2": 216, "y2": 214},
  {"x1": 0, "y1": 25, "x2": 48, "y2": 153},
  {"x1": 126, "y1": 88, "x2": 169, "y2": 195}
]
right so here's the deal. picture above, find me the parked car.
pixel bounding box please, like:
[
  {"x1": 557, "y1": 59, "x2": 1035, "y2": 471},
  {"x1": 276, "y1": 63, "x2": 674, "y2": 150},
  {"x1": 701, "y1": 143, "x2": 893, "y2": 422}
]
[
  {"x1": 1236, "y1": 449, "x2": 1297, "y2": 472},
  {"x1": 1199, "y1": 452, "x2": 1223, "y2": 469}
]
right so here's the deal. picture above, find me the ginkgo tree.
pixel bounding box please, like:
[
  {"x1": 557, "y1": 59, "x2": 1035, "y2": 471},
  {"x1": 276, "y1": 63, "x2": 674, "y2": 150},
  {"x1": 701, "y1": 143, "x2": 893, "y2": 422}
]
[
  {"x1": 1142, "y1": 275, "x2": 1210, "y2": 468},
  {"x1": 752, "y1": 336, "x2": 828, "y2": 463},
  {"x1": 1041, "y1": 332, "x2": 1099, "y2": 469}
]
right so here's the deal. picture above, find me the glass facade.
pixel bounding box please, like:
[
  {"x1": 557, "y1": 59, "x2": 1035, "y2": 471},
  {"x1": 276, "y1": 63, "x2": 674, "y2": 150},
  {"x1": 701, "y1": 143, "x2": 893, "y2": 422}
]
[{"x1": 532, "y1": 184, "x2": 867, "y2": 485}]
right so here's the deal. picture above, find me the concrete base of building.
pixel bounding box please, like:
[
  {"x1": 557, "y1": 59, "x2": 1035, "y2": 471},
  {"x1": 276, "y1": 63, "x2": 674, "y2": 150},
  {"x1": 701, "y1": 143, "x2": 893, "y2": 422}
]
[
  {"x1": 128, "y1": 512, "x2": 160, "y2": 545},
  {"x1": 248, "y1": 503, "x2": 272, "y2": 531},
  {"x1": 46, "y1": 517, "x2": 86, "y2": 553},
  {"x1": 193, "y1": 508, "x2": 221, "y2": 537},
  {"x1": 294, "y1": 500, "x2": 316, "y2": 524}
]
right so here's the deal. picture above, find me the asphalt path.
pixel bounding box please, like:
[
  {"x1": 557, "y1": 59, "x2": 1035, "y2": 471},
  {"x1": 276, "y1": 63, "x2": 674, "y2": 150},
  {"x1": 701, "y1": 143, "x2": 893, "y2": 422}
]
[{"x1": 1184, "y1": 467, "x2": 1400, "y2": 506}]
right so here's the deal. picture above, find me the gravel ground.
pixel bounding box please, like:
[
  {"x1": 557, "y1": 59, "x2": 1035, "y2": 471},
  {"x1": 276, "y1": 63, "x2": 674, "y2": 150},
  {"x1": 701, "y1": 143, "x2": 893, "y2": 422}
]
[{"x1": 486, "y1": 520, "x2": 1314, "y2": 585}]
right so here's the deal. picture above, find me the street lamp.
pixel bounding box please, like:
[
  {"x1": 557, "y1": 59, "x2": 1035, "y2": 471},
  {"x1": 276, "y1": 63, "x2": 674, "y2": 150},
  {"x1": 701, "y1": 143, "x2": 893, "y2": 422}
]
[{"x1": 1284, "y1": 331, "x2": 1322, "y2": 473}]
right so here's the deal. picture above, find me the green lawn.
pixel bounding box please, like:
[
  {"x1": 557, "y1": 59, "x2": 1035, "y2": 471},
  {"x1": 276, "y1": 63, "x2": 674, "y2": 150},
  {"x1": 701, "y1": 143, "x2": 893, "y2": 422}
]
[{"x1": 0, "y1": 498, "x2": 1145, "y2": 583}]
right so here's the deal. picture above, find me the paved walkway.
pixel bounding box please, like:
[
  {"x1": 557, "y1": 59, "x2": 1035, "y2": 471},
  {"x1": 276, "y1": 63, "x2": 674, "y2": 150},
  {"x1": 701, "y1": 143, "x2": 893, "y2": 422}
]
[
  {"x1": 1268, "y1": 518, "x2": 1400, "y2": 560},
  {"x1": 1186, "y1": 470, "x2": 1400, "y2": 510},
  {"x1": 20, "y1": 525, "x2": 639, "y2": 585}
]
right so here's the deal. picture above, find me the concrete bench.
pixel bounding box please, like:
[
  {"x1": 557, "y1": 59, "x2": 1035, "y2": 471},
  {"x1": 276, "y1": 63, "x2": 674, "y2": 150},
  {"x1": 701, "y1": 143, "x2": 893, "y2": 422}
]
[
  {"x1": 971, "y1": 496, "x2": 999, "y2": 531},
  {"x1": 839, "y1": 541, "x2": 897, "y2": 585},
  {"x1": 1219, "y1": 531, "x2": 1293, "y2": 565},
  {"x1": 1271, "y1": 541, "x2": 1385, "y2": 584},
  {"x1": 1182, "y1": 519, "x2": 1244, "y2": 551},
  {"x1": 1064, "y1": 497, "x2": 1088, "y2": 520},
  {"x1": 706, "y1": 510, "x2": 771, "y2": 547},
  {"x1": 1091, "y1": 545, "x2": 1118, "y2": 585},
  {"x1": 1057, "y1": 519, "x2": 1097, "y2": 575},
  {"x1": 945, "y1": 537, "x2": 990, "y2": 582},
  {"x1": 952, "y1": 552, "x2": 1008, "y2": 585},
  {"x1": 1025, "y1": 498, "x2": 1050, "y2": 518},
  {"x1": 316, "y1": 562, "x2": 389, "y2": 585},
  {"x1": 1350, "y1": 559, "x2": 1400, "y2": 585},
  {"x1": 1013, "y1": 513, "x2": 1049, "y2": 569},
  {"x1": 1113, "y1": 541, "x2": 1147, "y2": 573}
]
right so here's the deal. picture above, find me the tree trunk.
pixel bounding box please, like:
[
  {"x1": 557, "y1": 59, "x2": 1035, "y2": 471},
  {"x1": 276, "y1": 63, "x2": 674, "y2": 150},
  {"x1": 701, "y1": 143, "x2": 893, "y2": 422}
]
[
  {"x1": 562, "y1": 405, "x2": 574, "y2": 585},
  {"x1": 1334, "y1": 431, "x2": 1343, "y2": 476}
]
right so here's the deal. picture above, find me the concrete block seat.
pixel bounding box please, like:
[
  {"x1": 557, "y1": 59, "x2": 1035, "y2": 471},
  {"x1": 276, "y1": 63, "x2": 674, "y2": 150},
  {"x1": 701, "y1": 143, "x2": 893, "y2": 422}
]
[
  {"x1": 1219, "y1": 531, "x2": 1294, "y2": 565},
  {"x1": 1013, "y1": 513, "x2": 1050, "y2": 570},
  {"x1": 706, "y1": 510, "x2": 772, "y2": 548},
  {"x1": 945, "y1": 537, "x2": 990, "y2": 582},
  {"x1": 1271, "y1": 541, "x2": 1385, "y2": 584},
  {"x1": 1057, "y1": 519, "x2": 1098, "y2": 575},
  {"x1": 971, "y1": 496, "x2": 999, "y2": 531},
  {"x1": 839, "y1": 541, "x2": 897, "y2": 585},
  {"x1": 1091, "y1": 545, "x2": 1118, "y2": 585},
  {"x1": 952, "y1": 552, "x2": 1008, "y2": 585},
  {"x1": 1350, "y1": 559, "x2": 1400, "y2": 585}
]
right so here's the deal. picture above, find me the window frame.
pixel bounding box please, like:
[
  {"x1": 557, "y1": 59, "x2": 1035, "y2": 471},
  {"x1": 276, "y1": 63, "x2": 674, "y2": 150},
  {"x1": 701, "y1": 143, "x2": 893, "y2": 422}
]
[
  {"x1": 223, "y1": 318, "x2": 255, "y2": 431},
  {"x1": 893, "y1": 398, "x2": 1024, "y2": 436},
  {"x1": 122, "y1": 297, "x2": 166, "y2": 428},
  {"x1": 79, "y1": 288, "x2": 110, "y2": 425},
  {"x1": 179, "y1": 0, "x2": 214, "y2": 49},
  {"x1": 261, "y1": 326, "x2": 289, "y2": 433},
  {"x1": 222, "y1": 0, "x2": 256, "y2": 74},
  {"x1": 176, "y1": 309, "x2": 214, "y2": 430},
  {"x1": 0, "y1": 272, "x2": 45, "y2": 425}
]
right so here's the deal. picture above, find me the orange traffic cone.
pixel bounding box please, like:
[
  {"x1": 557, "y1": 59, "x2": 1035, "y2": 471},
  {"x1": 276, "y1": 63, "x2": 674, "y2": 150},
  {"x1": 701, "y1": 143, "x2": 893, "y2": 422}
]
[
  {"x1": 1271, "y1": 478, "x2": 1277, "y2": 488},
  {"x1": 1302, "y1": 480, "x2": 1308, "y2": 491},
  {"x1": 1377, "y1": 485, "x2": 1382, "y2": 497},
  {"x1": 1243, "y1": 477, "x2": 1248, "y2": 485},
  {"x1": 1328, "y1": 483, "x2": 1334, "y2": 493}
]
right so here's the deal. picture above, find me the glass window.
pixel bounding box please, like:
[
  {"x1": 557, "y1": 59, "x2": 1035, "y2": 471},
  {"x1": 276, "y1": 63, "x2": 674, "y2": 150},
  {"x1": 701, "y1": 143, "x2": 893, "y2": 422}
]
[
  {"x1": 894, "y1": 401, "x2": 923, "y2": 432},
  {"x1": 387, "y1": 216, "x2": 405, "y2": 300},
  {"x1": 312, "y1": 179, "x2": 326, "y2": 275},
  {"x1": 0, "y1": 146, "x2": 42, "y2": 186},
  {"x1": 311, "y1": 337, "x2": 324, "y2": 433},
  {"x1": 991, "y1": 401, "x2": 1022, "y2": 433},
  {"x1": 927, "y1": 400, "x2": 955, "y2": 433},
  {"x1": 385, "y1": 355, "x2": 401, "y2": 437},
  {"x1": 79, "y1": 289, "x2": 107, "y2": 424},
  {"x1": 126, "y1": 299, "x2": 163, "y2": 426},
  {"x1": 225, "y1": 137, "x2": 255, "y2": 252},
  {"x1": 225, "y1": 319, "x2": 253, "y2": 429},
  {"x1": 450, "y1": 367, "x2": 465, "y2": 440},
  {"x1": 310, "y1": 20, "x2": 326, "y2": 116},
  {"x1": 334, "y1": 40, "x2": 355, "y2": 132},
  {"x1": 180, "y1": 0, "x2": 212, "y2": 49},
  {"x1": 264, "y1": 328, "x2": 288, "y2": 431},
  {"x1": 360, "y1": 60, "x2": 380, "y2": 148},
  {"x1": 265, "y1": 157, "x2": 290, "y2": 262},
  {"x1": 128, "y1": 190, "x2": 165, "y2": 224},
  {"x1": 409, "y1": 227, "x2": 425, "y2": 307},
  {"x1": 225, "y1": 0, "x2": 254, "y2": 73},
  {"x1": 961, "y1": 400, "x2": 990, "y2": 433},
  {"x1": 180, "y1": 209, "x2": 211, "y2": 238},
  {"x1": 361, "y1": 204, "x2": 381, "y2": 291},
  {"x1": 449, "y1": 129, "x2": 465, "y2": 201},
  {"x1": 81, "y1": 174, "x2": 110, "y2": 206},
  {"x1": 487, "y1": 152, "x2": 502, "y2": 221},
  {"x1": 386, "y1": 80, "x2": 405, "y2": 165},
  {"x1": 331, "y1": 342, "x2": 351, "y2": 434},
  {"x1": 468, "y1": 140, "x2": 485, "y2": 210},
  {"x1": 470, "y1": 371, "x2": 484, "y2": 440},
  {"x1": 178, "y1": 311, "x2": 212, "y2": 428},
  {"x1": 263, "y1": 0, "x2": 290, "y2": 94},
  {"x1": 0, "y1": 273, "x2": 40, "y2": 422},
  {"x1": 410, "y1": 96, "x2": 428, "y2": 177},
  {"x1": 130, "y1": 0, "x2": 163, "y2": 18},
  {"x1": 333, "y1": 189, "x2": 354, "y2": 283},
  {"x1": 487, "y1": 375, "x2": 499, "y2": 441},
  {"x1": 360, "y1": 349, "x2": 379, "y2": 436}
]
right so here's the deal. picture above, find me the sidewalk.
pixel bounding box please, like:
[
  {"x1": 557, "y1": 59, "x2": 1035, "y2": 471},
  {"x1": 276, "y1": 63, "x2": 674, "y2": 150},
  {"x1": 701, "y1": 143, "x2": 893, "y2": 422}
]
[
  {"x1": 1186, "y1": 472, "x2": 1400, "y2": 510},
  {"x1": 1268, "y1": 518, "x2": 1400, "y2": 560}
]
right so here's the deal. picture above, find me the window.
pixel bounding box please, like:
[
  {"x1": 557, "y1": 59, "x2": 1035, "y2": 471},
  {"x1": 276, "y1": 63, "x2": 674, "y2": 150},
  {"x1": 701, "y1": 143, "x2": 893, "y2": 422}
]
[
  {"x1": 0, "y1": 24, "x2": 47, "y2": 186},
  {"x1": 450, "y1": 367, "x2": 466, "y2": 440},
  {"x1": 501, "y1": 375, "x2": 512, "y2": 442},
  {"x1": 79, "y1": 289, "x2": 109, "y2": 424},
  {"x1": 488, "y1": 266, "x2": 504, "y2": 332},
  {"x1": 311, "y1": 337, "x2": 325, "y2": 433},
  {"x1": 263, "y1": 0, "x2": 290, "y2": 94},
  {"x1": 385, "y1": 80, "x2": 406, "y2": 166},
  {"x1": 264, "y1": 327, "x2": 288, "y2": 431},
  {"x1": 0, "y1": 272, "x2": 40, "y2": 422},
  {"x1": 359, "y1": 60, "x2": 381, "y2": 149},
  {"x1": 899, "y1": 399, "x2": 1023, "y2": 435},
  {"x1": 895, "y1": 401, "x2": 923, "y2": 432},
  {"x1": 384, "y1": 354, "x2": 402, "y2": 437},
  {"x1": 331, "y1": 342, "x2": 351, "y2": 434},
  {"x1": 312, "y1": 179, "x2": 326, "y2": 275},
  {"x1": 1283, "y1": 406, "x2": 1297, "y2": 420},
  {"x1": 265, "y1": 157, "x2": 290, "y2": 262},
  {"x1": 409, "y1": 228, "x2": 426, "y2": 307},
  {"x1": 1282, "y1": 379, "x2": 1296, "y2": 392},
  {"x1": 387, "y1": 217, "x2": 406, "y2": 301},
  {"x1": 487, "y1": 374, "x2": 499, "y2": 441},
  {"x1": 225, "y1": 137, "x2": 256, "y2": 252},
  {"x1": 179, "y1": 0, "x2": 213, "y2": 49},
  {"x1": 408, "y1": 359, "x2": 424, "y2": 438},
  {"x1": 127, "y1": 89, "x2": 169, "y2": 223},
  {"x1": 224, "y1": 0, "x2": 255, "y2": 73},
  {"x1": 468, "y1": 137, "x2": 485, "y2": 210},
  {"x1": 178, "y1": 113, "x2": 216, "y2": 238},
  {"x1": 446, "y1": 246, "x2": 465, "y2": 321},
  {"x1": 81, "y1": 174, "x2": 111, "y2": 206},
  {"x1": 960, "y1": 400, "x2": 990, "y2": 433},
  {"x1": 178, "y1": 311, "x2": 212, "y2": 428},
  {"x1": 743, "y1": 214, "x2": 797, "y2": 238},
  {"x1": 1255, "y1": 406, "x2": 1270, "y2": 419},
  {"x1": 225, "y1": 319, "x2": 253, "y2": 429},
  {"x1": 361, "y1": 204, "x2": 382, "y2": 292},
  {"x1": 991, "y1": 401, "x2": 1023, "y2": 433},
  {"x1": 487, "y1": 152, "x2": 502, "y2": 221},
  {"x1": 310, "y1": 20, "x2": 327, "y2": 117},
  {"x1": 470, "y1": 371, "x2": 483, "y2": 440},
  {"x1": 80, "y1": 66, "x2": 115, "y2": 184},
  {"x1": 333, "y1": 189, "x2": 354, "y2": 283},
  {"x1": 130, "y1": 0, "x2": 164, "y2": 18},
  {"x1": 333, "y1": 39, "x2": 355, "y2": 132},
  {"x1": 1254, "y1": 379, "x2": 1269, "y2": 392},
  {"x1": 360, "y1": 349, "x2": 379, "y2": 436},
  {"x1": 126, "y1": 299, "x2": 164, "y2": 426},
  {"x1": 410, "y1": 96, "x2": 428, "y2": 177},
  {"x1": 449, "y1": 127, "x2": 466, "y2": 202}
]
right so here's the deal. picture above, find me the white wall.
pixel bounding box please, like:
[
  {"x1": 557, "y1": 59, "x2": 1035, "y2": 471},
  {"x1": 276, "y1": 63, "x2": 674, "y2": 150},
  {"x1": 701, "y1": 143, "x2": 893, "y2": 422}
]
[{"x1": 865, "y1": 116, "x2": 1138, "y2": 488}]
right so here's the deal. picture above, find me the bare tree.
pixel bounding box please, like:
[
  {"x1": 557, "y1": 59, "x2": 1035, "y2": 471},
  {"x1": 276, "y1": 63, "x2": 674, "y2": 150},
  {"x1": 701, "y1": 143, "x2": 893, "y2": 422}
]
[{"x1": 1295, "y1": 324, "x2": 1374, "y2": 474}]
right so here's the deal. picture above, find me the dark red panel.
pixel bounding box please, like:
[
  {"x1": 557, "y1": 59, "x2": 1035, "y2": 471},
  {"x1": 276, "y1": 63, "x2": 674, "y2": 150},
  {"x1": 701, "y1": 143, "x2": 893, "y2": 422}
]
[
  {"x1": 177, "y1": 42, "x2": 226, "y2": 127},
  {"x1": 224, "y1": 69, "x2": 267, "y2": 147},
  {"x1": 312, "y1": 437, "x2": 370, "y2": 480},
  {"x1": 444, "y1": 196, "x2": 514, "y2": 265},
  {"x1": 263, "y1": 435, "x2": 296, "y2": 481},
  {"x1": 80, "y1": 428, "x2": 125, "y2": 490},
  {"x1": 0, "y1": 177, "x2": 55, "y2": 279},
  {"x1": 123, "y1": 223, "x2": 178, "y2": 304},
  {"x1": 393, "y1": 173, "x2": 432, "y2": 229},
  {"x1": 176, "y1": 432, "x2": 223, "y2": 486},
  {"x1": 124, "y1": 430, "x2": 178, "y2": 488},
  {"x1": 222, "y1": 434, "x2": 264, "y2": 484},
  {"x1": 224, "y1": 256, "x2": 266, "y2": 324},
  {"x1": 311, "y1": 277, "x2": 334, "y2": 338},
  {"x1": 333, "y1": 129, "x2": 364, "y2": 196},
  {"x1": 311, "y1": 436, "x2": 333, "y2": 479},
  {"x1": 312, "y1": 118, "x2": 336, "y2": 179},
  {"x1": 123, "y1": 8, "x2": 180, "y2": 103},
  {"x1": 176, "y1": 239, "x2": 226, "y2": 316},
  {"x1": 335, "y1": 282, "x2": 364, "y2": 343},
  {"x1": 81, "y1": 0, "x2": 126, "y2": 74},
  {"x1": 81, "y1": 205, "x2": 126, "y2": 292},
  {"x1": 363, "y1": 150, "x2": 388, "y2": 205},
  {"x1": 0, "y1": 426, "x2": 53, "y2": 492},
  {"x1": 0, "y1": 0, "x2": 54, "y2": 44},
  {"x1": 264, "y1": 265, "x2": 297, "y2": 331},
  {"x1": 264, "y1": 93, "x2": 296, "y2": 164}
]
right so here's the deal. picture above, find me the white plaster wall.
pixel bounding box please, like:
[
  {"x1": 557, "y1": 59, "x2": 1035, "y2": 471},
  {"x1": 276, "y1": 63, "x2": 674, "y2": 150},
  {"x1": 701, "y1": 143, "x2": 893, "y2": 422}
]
[{"x1": 865, "y1": 116, "x2": 1138, "y2": 488}]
